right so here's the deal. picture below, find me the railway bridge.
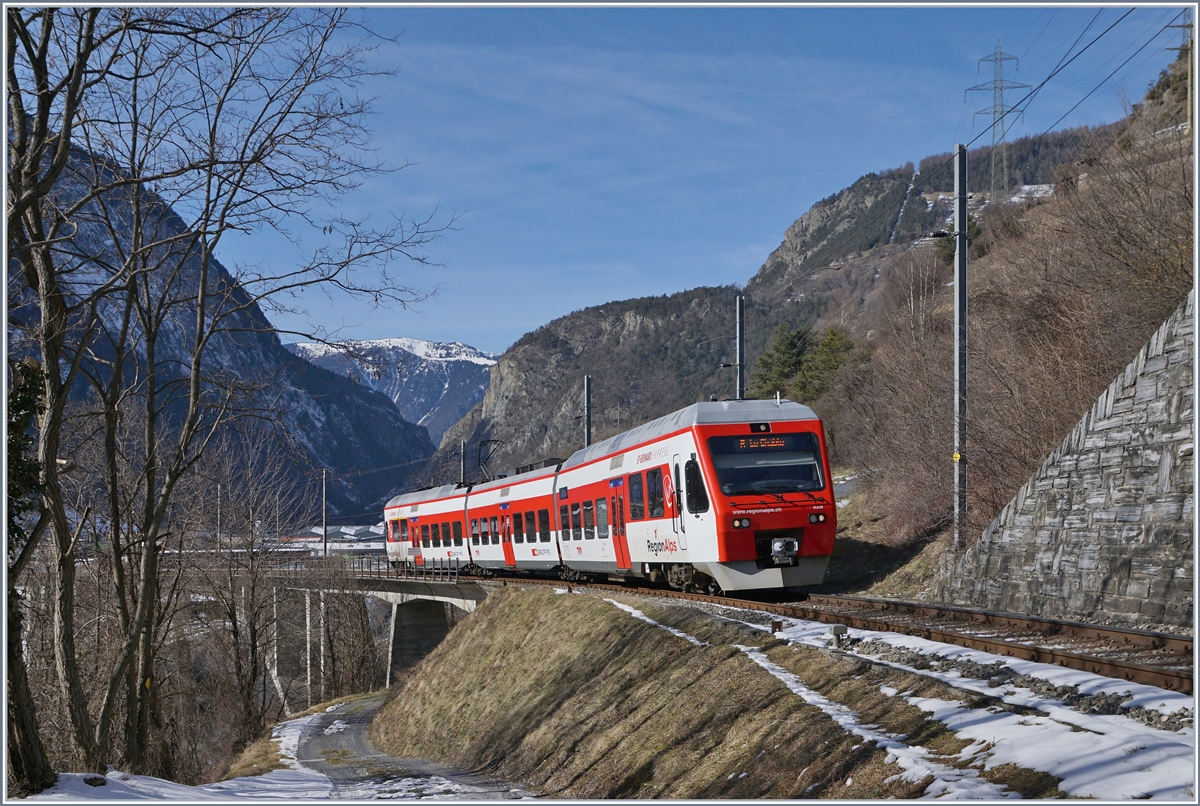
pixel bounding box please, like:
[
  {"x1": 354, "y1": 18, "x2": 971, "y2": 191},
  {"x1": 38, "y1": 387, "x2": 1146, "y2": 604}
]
[{"x1": 262, "y1": 558, "x2": 495, "y2": 712}]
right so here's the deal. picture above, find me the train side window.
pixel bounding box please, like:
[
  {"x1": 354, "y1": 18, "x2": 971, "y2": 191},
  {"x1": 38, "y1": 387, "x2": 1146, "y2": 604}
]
[
  {"x1": 471, "y1": 518, "x2": 480, "y2": 545},
  {"x1": 513, "y1": 512, "x2": 524, "y2": 543},
  {"x1": 596, "y1": 498, "x2": 609, "y2": 538},
  {"x1": 538, "y1": 509, "x2": 551, "y2": 541},
  {"x1": 647, "y1": 468, "x2": 664, "y2": 518},
  {"x1": 453, "y1": 521, "x2": 464, "y2": 546},
  {"x1": 441, "y1": 522, "x2": 451, "y2": 546},
  {"x1": 628, "y1": 473, "x2": 645, "y2": 520},
  {"x1": 421, "y1": 524, "x2": 430, "y2": 548},
  {"x1": 570, "y1": 503, "x2": 582, "y2": 540},
  {"x1": 479, "y1": 517, "x2": 490, "y2": 543},
  {"x1": 559, "y1": 505, "x2": 570, "y2": 541},
  {"x1": 524, "y1": 510, "x2": 536, "y2": 542},
  {"x1": 430, "y1": 522, "x2": 441, "y2": 547},
  {"x1": 582, "y1": 500, "x2": 595, "y2": 539},
  {"x1": 490, "y1": 516, "x2": 499, "y2": 545},
  {"x1": 400, "y1": 519, "x2": 408, "y2": 542},
  {"x1": 685, "y1": 459, "x2": 710, "y2": 513}
]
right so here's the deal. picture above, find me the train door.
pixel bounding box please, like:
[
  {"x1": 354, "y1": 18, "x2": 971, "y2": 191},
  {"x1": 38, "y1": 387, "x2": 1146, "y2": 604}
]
[
  {"x1": 410, "y1": 517, "x2": 423, "y2": 566},
  {"x1": 671, "y1": 455, "x2": 687, "y2": 550},
  {"x1": 501, "y1": 512, "x2": 517, "y2": 567},
  {"x1": 609, "y1": 479, "x2": 631, "y2": 570}
]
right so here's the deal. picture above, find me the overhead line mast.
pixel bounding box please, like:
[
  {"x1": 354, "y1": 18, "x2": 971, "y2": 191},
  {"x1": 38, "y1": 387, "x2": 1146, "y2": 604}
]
[{"x1": 952, "y1": 144, "x2": 968, "y2": 554}]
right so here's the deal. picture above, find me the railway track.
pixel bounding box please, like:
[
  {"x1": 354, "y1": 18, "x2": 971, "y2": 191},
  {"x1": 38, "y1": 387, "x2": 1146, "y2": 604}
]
[{"x1": 475, "y1": 576, "x2": 1194, "y2": 694}]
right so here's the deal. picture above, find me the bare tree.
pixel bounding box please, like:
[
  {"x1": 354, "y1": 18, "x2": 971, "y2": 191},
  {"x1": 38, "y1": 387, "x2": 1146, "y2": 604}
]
[
  {"x1": 8, "y1": 7, "x2": 446, "y2": 778},
  {"x1": 187, "y1": 426, "x2": 317, "y2": 753},
  {"x1": 842, "y1": 113, "x2": 1191, "y2": 550}
]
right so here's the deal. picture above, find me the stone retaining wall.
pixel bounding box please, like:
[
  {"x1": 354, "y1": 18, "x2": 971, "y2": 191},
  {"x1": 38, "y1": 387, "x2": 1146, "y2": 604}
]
[{"x1": 937, "y1": 292, "x2": 1194, "y2": 628}]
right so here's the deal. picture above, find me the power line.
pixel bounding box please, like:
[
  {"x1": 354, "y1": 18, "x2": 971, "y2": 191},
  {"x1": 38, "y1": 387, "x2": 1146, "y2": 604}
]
[
  {"x1": 1047, "y1": 10, "x2": 1176, "y2": 98},
  {"x1": 1019, "y1": 9, "x2": 1058, "y2": 62},
  {"x1": 1011, "y1": 8, "x2": 1046, "y2": 54},
  {"x1": 804, "y1": 7, "x2": 1136, "y2": 268},
  {"x1": 1019, "y1": 9, "x2": 1107, "y2": 112},
  {"x1": 1041, "y1": 10, "x2": 1187, "y2": 135}
]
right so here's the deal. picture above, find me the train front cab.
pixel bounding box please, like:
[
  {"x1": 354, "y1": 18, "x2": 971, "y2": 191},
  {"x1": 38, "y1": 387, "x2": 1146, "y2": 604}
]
[{"x1": 690, "y1": 415, "x2": 836, "y2": 592}]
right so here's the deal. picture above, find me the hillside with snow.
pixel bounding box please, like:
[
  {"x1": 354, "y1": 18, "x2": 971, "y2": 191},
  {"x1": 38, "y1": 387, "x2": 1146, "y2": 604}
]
[{"x1": 286, "y1": 339, "x2": 495, "y2": 445}]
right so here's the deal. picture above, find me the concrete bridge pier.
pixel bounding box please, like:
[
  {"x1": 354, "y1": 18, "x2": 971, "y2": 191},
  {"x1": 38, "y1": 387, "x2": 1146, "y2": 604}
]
[{"x1": 382, "y1": 598, "x2": 471, "y2": 687}]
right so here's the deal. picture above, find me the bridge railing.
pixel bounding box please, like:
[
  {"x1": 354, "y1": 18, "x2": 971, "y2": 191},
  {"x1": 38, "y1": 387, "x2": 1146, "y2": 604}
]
[
  {"x1": 346, "y1": 554, "x2": 460, "y2": 583},
  {"x1": 217, "y1": 552, "x2": 464, "y2": 584}
]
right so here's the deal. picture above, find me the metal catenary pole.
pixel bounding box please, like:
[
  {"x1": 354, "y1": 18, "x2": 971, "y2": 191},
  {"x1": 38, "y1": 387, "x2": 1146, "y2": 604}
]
[
  {"x1": 735, "y1": 294, "x2": 745, "y2": 400},
  {"x1": 953, "y1": 143, "x2": 969, "y2": 552},
  {"x1": 321, "y1": 468, "x2": 327, "y2": 557},
  {"x1": 584, "y1": 374, "x2": 592, "y2": 446}
]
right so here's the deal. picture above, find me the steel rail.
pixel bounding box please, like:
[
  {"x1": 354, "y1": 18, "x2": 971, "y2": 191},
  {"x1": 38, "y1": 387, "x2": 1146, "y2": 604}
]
[
  {"x1": 806, "y1": 594, "x2": 1194, "y2": 655},
  {"x1": 464, "y1": 576, "x2": 1194, "y2": 694}
]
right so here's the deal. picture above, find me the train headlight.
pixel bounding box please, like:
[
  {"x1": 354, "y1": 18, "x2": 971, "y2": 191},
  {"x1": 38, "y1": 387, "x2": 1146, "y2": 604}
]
[
  {"x1": 732, "y1": 518, "x2": 751, "y2": 528},
  {"x1": 808, "y1": 512, "x2": 827, "y2": 524}
]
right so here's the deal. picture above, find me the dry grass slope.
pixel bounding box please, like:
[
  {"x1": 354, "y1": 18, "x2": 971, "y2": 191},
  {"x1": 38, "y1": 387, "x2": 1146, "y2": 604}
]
[{"x1": 369, "y1": 588, "x2": 1059, "y2": 798}]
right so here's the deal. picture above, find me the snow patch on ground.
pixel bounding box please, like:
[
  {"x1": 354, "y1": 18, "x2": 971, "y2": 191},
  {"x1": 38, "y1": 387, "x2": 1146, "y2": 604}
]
[
  {"x1": 736, "y1": 644, "x2": 1017, "y2": 799},
  {"x1": 331, "y1": 774, "x2": 478, "y2": 800},
  {"x1": 767, "y1": 616, "x2": 1195, "y2": 800},
  {"x1": 604, "y1": 597, "x2": 1195, "y2": 800},
  {"x1": 603, "y1": 598, "x2": 710, "y2": 646},
  {"x1": 28, "y1": 714, "x2": 335, "y2": 800}
]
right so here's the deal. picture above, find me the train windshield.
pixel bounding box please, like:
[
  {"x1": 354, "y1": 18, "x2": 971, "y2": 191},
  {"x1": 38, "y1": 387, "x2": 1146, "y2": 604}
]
[{"x1": 706, "y1": 432, "x2": 824, "y2": 495}]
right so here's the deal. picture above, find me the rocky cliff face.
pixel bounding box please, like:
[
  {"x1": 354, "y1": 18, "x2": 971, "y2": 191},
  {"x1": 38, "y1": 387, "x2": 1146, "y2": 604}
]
[
  {"x1": 286, "y1": 338, "x2": 494, "y2": 445},
  {"x1": 428, "y1": 287, "x2": 788, "y2": 481},
  {"x1": 746, "y1": 166, "x2": 913, "y2": 305}
]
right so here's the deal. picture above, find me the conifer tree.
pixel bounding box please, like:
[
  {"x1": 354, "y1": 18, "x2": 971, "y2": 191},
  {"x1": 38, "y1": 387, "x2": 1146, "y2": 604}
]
[
  {"x1": 749, "y1": 324, "x2": 813, "y2": 399},
  {"x1": 793, "y1": 330, "x2": 861, "y2": 402}
]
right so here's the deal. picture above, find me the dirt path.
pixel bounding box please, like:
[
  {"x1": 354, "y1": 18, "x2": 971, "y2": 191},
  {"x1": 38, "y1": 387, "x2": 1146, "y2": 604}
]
[{"x1": 294, "y1": 695, "x2": 532, "y2": 799}]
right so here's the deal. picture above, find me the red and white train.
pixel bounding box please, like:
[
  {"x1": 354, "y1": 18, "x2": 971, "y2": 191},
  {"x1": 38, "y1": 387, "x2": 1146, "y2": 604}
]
[{"x1": 383, "y1": 399, "x2": 836, "y2": 593}]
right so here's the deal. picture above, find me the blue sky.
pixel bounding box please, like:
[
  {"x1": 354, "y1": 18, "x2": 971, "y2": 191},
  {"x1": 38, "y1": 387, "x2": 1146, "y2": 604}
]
[{"x1": 223, "y1": 5, "x2": 1191, "y2": 356}]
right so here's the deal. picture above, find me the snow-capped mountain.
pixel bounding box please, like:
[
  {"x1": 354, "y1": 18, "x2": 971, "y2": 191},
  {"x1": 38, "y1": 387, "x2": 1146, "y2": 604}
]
[{"x1": 286, "y1": 339, "x2": 495, "y2": 445}]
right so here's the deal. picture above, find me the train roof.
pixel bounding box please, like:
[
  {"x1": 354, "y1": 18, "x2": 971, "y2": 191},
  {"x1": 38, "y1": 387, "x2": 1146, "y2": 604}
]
[
  {"x1": 560, "y1": 399, "x2": 817, "y2": 471},
  {"x1": 385, "y1": 483, "x2": 462, "y2": 511},
  {"x1": 383, "y1": 400, "x2": 819, "y2": 510}
]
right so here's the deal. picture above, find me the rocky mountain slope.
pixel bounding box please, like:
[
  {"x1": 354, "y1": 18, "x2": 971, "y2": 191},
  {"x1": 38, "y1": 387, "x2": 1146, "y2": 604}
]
[
  {"x1": 426, "y1": 286, "x2": 822, "y2": 481},
  {"x1": 424, "y1": 134, "x2": 1076, "y2": 482},
  {"x1": 285, "y1": 338, "x2": 494, "y2": 445},
  {"x1": 7, "y1": 149, "x2": 434, "y2": 517}
]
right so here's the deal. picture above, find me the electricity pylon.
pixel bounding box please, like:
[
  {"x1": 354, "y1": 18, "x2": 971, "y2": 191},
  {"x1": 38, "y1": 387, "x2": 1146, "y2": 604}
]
[{"x1": 967, "y1": 40, "x2": 1029, "y2": 204}]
